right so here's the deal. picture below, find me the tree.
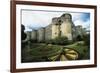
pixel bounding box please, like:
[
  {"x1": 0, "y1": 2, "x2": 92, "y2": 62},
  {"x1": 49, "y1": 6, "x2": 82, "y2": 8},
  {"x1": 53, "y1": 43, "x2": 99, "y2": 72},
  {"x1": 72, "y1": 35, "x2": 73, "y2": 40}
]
[
  {"x1": 21, "y1": 24, "x2": 27, "y2": 49},
  {"x1": 76, "y1": 35, "x2": 83, "y2": 41},
  {"x1": 83, "y1": 34, "x2": 90, "y2": 47},
  {"x1": 21, "y1": 24, "x2": 27, "y2": 41}
]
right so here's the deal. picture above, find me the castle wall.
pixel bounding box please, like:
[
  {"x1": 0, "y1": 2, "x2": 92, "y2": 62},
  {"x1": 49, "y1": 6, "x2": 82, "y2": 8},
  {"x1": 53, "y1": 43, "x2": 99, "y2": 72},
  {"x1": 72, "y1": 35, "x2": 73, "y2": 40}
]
[
  {"x1": 31, "y1": 30, "x2": 37, "y2": 41},
  {"x1": 60, "y1": 13, "x2": 73, "y2": 40},
  {"x1": 51, "y1": 13, "x2": 74, "y2": 40},
  {"x1": 30, "y1": 13, "x2": 78, "y2": 42},
  {"x1": 60, "y1": 21, "x2": 73, "y2": 40},
  {"x1": 72, "y1": 26, "x2": 77, "y2": 40},
  {"x1": 45, "y1": 25, "x2": 52, "y2": 40},
  {"x1": 37, "y1": 28, "x2": 45, "y2": 42},
  {"x1": 51, "y1": 17, "x2": 60, "y2": 39},
  {"x1": 52, "y1": 24, "x2": 60, "y2": 39},
  {"x1": 75, "y1": 25, "x2": 87, "y2": 37}
]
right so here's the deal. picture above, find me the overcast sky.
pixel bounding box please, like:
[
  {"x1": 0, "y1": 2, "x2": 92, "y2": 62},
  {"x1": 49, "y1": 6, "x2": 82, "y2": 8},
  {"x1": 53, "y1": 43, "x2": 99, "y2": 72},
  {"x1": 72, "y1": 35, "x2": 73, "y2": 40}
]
[{"x1": 21, "y1": 10, "x2": 90, "y2": 31}]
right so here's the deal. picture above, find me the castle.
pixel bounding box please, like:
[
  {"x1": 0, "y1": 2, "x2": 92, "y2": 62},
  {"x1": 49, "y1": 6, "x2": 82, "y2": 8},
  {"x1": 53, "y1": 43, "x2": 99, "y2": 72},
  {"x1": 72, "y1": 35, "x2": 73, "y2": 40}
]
[{"x1": 25, "y1": 13, "x2": 87, "y2": 42}]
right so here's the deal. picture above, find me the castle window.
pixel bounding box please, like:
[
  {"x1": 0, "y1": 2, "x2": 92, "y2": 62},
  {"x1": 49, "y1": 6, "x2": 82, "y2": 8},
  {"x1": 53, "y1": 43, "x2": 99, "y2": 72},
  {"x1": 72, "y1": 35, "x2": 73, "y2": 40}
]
[{"x1": 58, "y1": 20, "x2": 62, "y2": 23}]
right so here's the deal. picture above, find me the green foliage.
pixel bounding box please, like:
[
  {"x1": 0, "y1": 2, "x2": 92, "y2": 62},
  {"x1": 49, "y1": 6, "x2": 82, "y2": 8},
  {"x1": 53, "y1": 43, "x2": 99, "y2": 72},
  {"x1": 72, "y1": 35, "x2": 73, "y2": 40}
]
[
  {"x1": 53, "y1": 36, "x2": 69, "y2": 45},
  {"x1": 66, "y1": 42, "x2": 89, "y2": 59},
  {"x1": 30, "y1": 39, "x2": 37, "y2": 43},
  {"x1": 30, "y1": 45, "x2": 62, "y2": 57},
  {"x1": 83, "y1": 34, "x2": 90, "y2": 47},
  {"x1": 21, "y1": 24, "x2": 27, "y2": 41},
  {"x1": 45, "y1": 39, "x2": 53, "y2": 44},
  {"x1": 46, "y1": 36, "x2": 70, "y2": 45},
  {"x1": 76, "y1": 35, "x2": 83, "y2": 41}
]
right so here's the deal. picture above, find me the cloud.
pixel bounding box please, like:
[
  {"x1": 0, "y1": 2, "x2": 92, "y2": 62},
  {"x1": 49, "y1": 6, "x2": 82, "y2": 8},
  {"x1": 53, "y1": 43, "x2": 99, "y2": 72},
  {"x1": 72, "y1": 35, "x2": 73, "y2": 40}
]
[
  {"x1": 72, "y1": 13, "x2": 90, "y2": 29},
  {"x1": 22, "y1": 10, "x2": 90, "y2": 31},
  {"x1": 74, "y1": 19, "x2": 90, "y2": 28},
  {"x1": 22, "y1": 10, "x2": 63, "y2": 30}
]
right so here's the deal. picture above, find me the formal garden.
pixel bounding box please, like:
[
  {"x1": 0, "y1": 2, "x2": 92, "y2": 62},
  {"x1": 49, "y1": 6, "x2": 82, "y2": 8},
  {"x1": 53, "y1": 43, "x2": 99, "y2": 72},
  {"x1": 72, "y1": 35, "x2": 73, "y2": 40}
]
[{"x1": 21, "y1": 33, "x2": 90, "y2": 63}]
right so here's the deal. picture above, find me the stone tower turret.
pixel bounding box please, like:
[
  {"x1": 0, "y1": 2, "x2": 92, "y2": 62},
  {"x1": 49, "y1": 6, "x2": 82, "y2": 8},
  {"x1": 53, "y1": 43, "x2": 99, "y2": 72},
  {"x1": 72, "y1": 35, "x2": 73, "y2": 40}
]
[
  {"x1": 60, "y1": 13, "x2": 73, "y2": 40},
  {"x1": 51, "y1": 13, "x2": 74, "y2": 40}
]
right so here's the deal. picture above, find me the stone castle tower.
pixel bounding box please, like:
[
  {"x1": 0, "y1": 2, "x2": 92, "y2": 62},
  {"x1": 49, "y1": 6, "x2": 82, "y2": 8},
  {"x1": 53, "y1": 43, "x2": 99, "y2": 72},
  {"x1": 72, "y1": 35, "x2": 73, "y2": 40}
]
[
  {"x1": 30, "y1": 13, "x2": 77, "y2": 42},
  {"x1": 51, "y1": 13, "x2": 74, "y2": 40}
]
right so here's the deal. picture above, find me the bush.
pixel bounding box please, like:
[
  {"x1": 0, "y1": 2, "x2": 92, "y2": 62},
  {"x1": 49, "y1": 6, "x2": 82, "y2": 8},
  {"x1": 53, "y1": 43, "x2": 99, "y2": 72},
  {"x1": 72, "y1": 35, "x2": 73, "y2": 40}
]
[
  {"x1": 54, "y1": 37, "x2": 68, "y2": 45},
  {"x1": 46, "y1": 36, "x2": 69, "y2": 45},
  {"x1": 30, "y1": 39, "x2": 37, "y2": 43},
  {"x1": 45, "y1": 39, "x2": 53, "y2": 44},
  {"x1": 76, "y1": 35, "x2": 83, "y2": 41},
  {"x1": 83, "y1": 34, "x2": 90, "y2": 47}
]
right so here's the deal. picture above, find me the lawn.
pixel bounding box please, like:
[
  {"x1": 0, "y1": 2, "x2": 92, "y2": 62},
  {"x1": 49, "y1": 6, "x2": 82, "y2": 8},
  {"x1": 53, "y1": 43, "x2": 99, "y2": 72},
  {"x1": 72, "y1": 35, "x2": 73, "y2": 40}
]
[
  {"x1": 65, "y1": 41, "x2": 90, "y2": 59},
  {"x1": 21, "y1": 43, "x2": 62, "y2": 62},
  {"x1": 21, "y1": 41, "x2": 90, "y2": 62}
]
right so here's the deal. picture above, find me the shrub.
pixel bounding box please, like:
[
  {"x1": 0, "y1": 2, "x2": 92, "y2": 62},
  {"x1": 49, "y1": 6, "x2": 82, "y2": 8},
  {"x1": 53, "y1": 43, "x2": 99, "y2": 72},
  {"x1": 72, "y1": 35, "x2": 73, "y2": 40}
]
[
  {"x1": 76, "y1": 35, "x2": 83, "y2": 41},
  {"x1": 83, "y1": 34, "x2": 90, "y2": 47},
  {"x1": 52, "y1": 36, "x2": 69, "y2": 45},
  {"x1": 30, "y1": 39, "x2": 37, "y2": 43},
  {"x1": 45, "y1": 39, "x2": 53, "y2": 44},
  {"x1": 45, "y1": 36, "x2": 72, "y2": 45}
]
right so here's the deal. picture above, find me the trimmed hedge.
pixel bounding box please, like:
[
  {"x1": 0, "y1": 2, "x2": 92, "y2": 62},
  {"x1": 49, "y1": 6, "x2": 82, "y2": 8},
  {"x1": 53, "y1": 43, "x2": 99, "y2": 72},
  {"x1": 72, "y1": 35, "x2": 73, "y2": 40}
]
[{"x1": 46, "y1": 36, "x2": 71, "y2": 45}]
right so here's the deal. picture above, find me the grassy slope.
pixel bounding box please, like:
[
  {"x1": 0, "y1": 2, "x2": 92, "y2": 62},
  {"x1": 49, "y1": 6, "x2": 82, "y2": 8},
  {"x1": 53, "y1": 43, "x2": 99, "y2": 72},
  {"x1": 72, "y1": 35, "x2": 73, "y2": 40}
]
[
  {"x1": 22, "y1": 41, "x2": 90, "y2": 62},
  {"x1": 30, "y1": 44, "x2": 62, "y2": 57},
  {"x1": 22, "y1": 44, "x2": 62, "y2": 62},
  {"x1": 65, "y1": 41, "x2": 90, "y2": 59}
]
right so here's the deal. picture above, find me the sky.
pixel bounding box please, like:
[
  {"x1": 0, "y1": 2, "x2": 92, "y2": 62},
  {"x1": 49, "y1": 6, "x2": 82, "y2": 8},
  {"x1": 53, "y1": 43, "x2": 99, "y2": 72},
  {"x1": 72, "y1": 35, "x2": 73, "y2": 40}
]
[{"x1": 21, "y1": 10, "x2": 90, "y2": 31}]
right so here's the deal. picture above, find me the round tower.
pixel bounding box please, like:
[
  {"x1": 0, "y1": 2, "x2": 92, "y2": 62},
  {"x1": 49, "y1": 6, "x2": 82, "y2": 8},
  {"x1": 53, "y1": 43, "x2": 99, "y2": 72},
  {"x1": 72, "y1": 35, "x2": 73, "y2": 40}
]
[{"x1": 60, "y1": 13, "x2": 73, "y2": 40}]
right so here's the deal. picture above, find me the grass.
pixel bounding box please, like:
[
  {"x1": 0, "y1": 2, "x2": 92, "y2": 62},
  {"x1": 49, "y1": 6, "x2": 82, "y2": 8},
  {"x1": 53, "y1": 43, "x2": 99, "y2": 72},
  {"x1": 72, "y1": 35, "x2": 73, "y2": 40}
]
[
  {"x1": 21, "y1": 41, "x2": 90, "y2": 62},
  {"x1": 22, "y1": 43, "x2": 62, "y2": 62},
  {"x1": 30, "y1": 44, "x2": 62, "y2": 57},
  {"x1": 65, "y1": 41, "x2": 90, "y2": 59}
]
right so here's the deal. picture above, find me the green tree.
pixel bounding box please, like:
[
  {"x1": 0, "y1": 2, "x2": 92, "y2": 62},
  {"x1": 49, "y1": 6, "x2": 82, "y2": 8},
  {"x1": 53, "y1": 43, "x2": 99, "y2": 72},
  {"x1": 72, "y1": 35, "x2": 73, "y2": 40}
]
[{"x1": 83, "y1": 34, "x2": 90, "y2": 47}]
